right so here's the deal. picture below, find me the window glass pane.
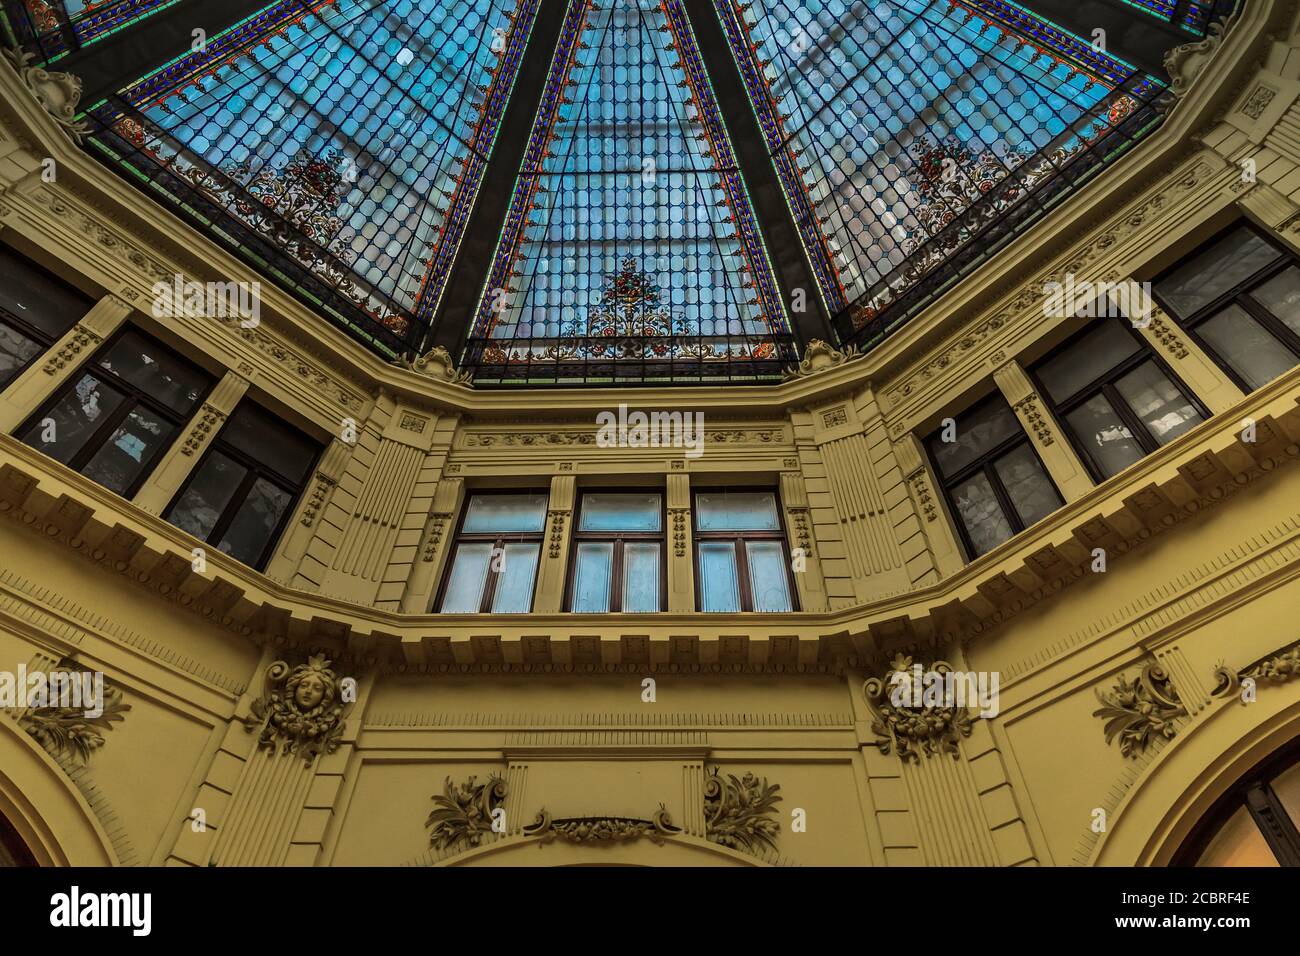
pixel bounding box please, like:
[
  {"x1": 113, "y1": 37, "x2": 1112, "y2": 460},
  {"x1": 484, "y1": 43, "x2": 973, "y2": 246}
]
[
  {"x1": 622, "y1": 542, "x2": 661, "y2": 612},
  {"x1": 217, "y1": 476, "x2": 291, "y2": 566},
  {"x1": 950, "y1": 471, "x2": 1015, "y2": 557},
  {"x1": 695, "y1": 492, "x2": 780, "y2": 531},
  {"x1": 22, "y1": 373, "x2": 126, "y2": 465},
  {"x1": 579, "y1": 493, "x2": 661, "y2": 532},
  {"x1": 491, "y1": 543, "x2": 538, "y2": 613},
  {"x1": 97, "y1": 329, "x2": 209, "y2": 415},
  {"x1": 1114, "y1": 361, "x2": 1204, "y2": 447},
  {"x1": 1198, "y1": 304, "x2": 1297, "y2": 391},
  {"x1": 1036, "y1": 321, "x2": 1141, "y2": 405},
  {"x1": 81, "y1": 404, "x2": 176, "y2": 495},
  {"x1": 928, "y1": 399, "x2": 1020, "y2": 479},
  {"x1": 746, "y1": 540, "x2": 792, "y2": 612},
  {"x1": 698, "y1": 541, "x2": 740, "y2": 612},
  {"x1": 0, "y1": 322, "x2": 43, "y2": 390},
  {"x1": 1251, "y1": 265, "x2": 1300, "y2": 336},
  {"x1": 572, "y1": 542, "x2": 613, "y2": 613},
  {"x1": 992, "y1": 444, "x2": 1060, "y2": 528},
  {"x1": 1195, "y1": 805, "x2": 1279, "y2": 867},
  {"x1": 1156, "y1": 228, "x2": 1283, "y2": 317},
  {"x1": 439, "y1": 543, "x2": 493, "y2": 613},
  {"x1": 1064, "y1": 393, "x2": 1145, "y2": 479},
  {"x1": 0, "y1": 245, "x2": 90, "y2": 340},
  {"x1": 1271, "y1": 762, "x2": 1300, "y2": 832},
  {"x1": 166, "y1": 451, "x2": 249, "y2": 541},
  {"x1": 220, "y1": 402, "x2": 320, "y2": 485},
  {"x1": 462, "y1": 493, "x2": 548, "y2": 534}
]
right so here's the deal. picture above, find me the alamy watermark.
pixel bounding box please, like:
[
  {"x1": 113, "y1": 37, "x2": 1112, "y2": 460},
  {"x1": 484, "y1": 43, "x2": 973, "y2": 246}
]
[
  {"x1": 152, "y1": 275, "x2": 261, "y2": 328},
  {"x1": 1042, "y1": 274, "x2": 1153, "y2": 326},
  {"x1": 889, "y1": 662, "x2": 1000, "y2": 718},
  {"x1": 596, "y1": 403, "x2": 704, "y2": 459},
  {"x1": 0, "y1": 665, "x2": 105, "y2": 718}
]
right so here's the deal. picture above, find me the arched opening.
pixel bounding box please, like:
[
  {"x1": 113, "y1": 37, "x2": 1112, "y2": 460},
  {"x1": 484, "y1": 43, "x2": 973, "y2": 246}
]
[
  {"x1": 1172, "y1": 737, "x2": 1300, "y2": 866},
  {"x1": 0, "y1": 809, "x2": 38, "y2": 867}
]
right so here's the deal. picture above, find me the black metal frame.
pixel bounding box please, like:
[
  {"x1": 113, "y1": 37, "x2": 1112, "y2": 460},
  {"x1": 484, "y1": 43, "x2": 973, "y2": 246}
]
[
  {"x1": 691, "y1": 488, "x2": 798, "y2": 613},
  {"x1": 1028, "y1": 317, "x2": 1209, "y2": 483},
  {"x1": 433, "y1": 489, "x2": 549, "y2": 614},
  {"x1": 18, "y1": 325, "x2": 214, "y2": 499},
  {"x1": 1173, "y1": 737, "x2": 1300, "y2": 866},
  {"x1": 163, "y1": 402, "x2": 322, "y2": 572},
  {"x1": 1151, "y1": 221, "x2": 1300, "y2": 395},
  {"x1": 0, "y1": 303, "x2": 75, "y2": 392},
  {"x1": 924, "y1": 394, "x2": 1063, "y2": 561},
  {"x1": 564, "y1": 490, "x2": 667, "y2": 613}
]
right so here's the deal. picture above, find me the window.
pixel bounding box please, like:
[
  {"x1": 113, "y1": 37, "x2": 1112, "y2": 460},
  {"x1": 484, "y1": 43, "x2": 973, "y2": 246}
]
[
  {"x1": 1175, "y1": 742, "x2": 1300, "y2": 867},
  {"x1": 568, "y1": 492, "x2": 664, "y2": 613},
  {"x1": 0, "y1": 245, "x2": 93, "y2": 392},
  {"x1": 693, "y1": 491, "x2": 795, "y2": 612},
  {"x1": 164, "y1": 402, "x2": 321, "y2": 570},
  {"x1": 1153, "y1": 224, "x2": 1300, "y2": 392},
  {"x1": 926, "y1": 396, "x2": 1063, "y2": 559},
  {"x1": 18, "y1": 328, "x2": 212, "y2": 497},
  {"x1": 437, "y1": 492, "x2": 548, "y2": 614},
  {"x1": 1031, "y1": 318, "x2": 1206, "y2": 482}
]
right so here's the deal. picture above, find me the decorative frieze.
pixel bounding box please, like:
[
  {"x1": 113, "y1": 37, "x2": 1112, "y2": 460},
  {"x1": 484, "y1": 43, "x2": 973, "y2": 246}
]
[
  {"x1": 524, "y1": 807, "x2": 680, "y2": 845},
  {"x1": 1214, "y1": 640, "x2": 1300, "y2": 701}
]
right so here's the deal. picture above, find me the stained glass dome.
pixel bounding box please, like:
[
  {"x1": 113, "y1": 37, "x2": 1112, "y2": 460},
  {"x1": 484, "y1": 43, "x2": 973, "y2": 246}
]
[{"x1": 0, "y1": 0, "x2": 1235, "y2": 383}]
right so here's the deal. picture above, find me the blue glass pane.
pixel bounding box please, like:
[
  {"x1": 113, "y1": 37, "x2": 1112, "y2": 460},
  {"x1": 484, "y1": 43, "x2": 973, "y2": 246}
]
[
  {"x1": 622, "y1": 541, "x2": 661, "y2": 612},
  {"x1": 698, "y1": 541, "x2": 740, "y2": 612},
  {"x1": 491, "y1": 542, "x2": 539, "y2": 612},
  {"x1": 440, "y1": 542, "x2": 493, "y2": 612},
  {"x1": 468, "y1": 0, "x2": 793, "y2": 379},
  {"x1": 463, "y1": 493, "x2": 548, "y2": 534},
  {"x1": 746, "y1": 540, "x2": 792, "y2": 612},
  {"x1": 572, "y1": 541, "x2": 613, "y2": 612},
  {"x1": 695, "y1": 492, "x2": 780, "y2": 531},
  {"x1": 579, "y1": 493, "x2": 661, "y2": 532}
]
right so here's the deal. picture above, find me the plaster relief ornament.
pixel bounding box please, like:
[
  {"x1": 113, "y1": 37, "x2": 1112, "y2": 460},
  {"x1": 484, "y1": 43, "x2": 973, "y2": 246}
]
[
  {"x1": 244, "y1": 655, "x2": 349, "y2": 761},
  {"x1": 1214, "y1": 641, "x2": 1300, "y2": 701},
  {"x1": 1163, "y1": 16, "x2": 1235, "y2": 98},
  {"x1": 2, "y1": 47, "x2": 86, "y2": 144},
  {"x1": 524, "y1": 806, "x2": 680, "y2": 846},
  {"x1": 704, "y1": 769, "x2": 782, "y2": 856},
  {"x1": 1092, "y1": 662, "x2": 1186, "y2": 757},
  {"x1": 427, "y1": 775, "x2": 507, "y2": 851},
  {"x1": 393, "y1": 345, "x2": 473, "y2": 385},
  {"x1": 20, "y1": 682, "x2": 130, "y2": 765},
  {"x1": 862, "y1": 655, "x2": 974, "y2": 761},
  {"x1": 783, "y1": 338, "x2": 859, "y2": 379}
]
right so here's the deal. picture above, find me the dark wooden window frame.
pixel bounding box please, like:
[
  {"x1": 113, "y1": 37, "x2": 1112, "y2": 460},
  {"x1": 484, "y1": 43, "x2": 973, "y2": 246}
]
[
  {"x1": 434, "y1": 489, "x2": 549, "y2": 614},
  {"x1": 18, "y1": 325, "x2": 214, "y2": 499},
  {"x1": 924, "y1": 394, "x2": 1063, "y2": 562},
  {"x1": 1173, "y1": 738, "x2": 1300, "y2": 867},
  {"x1": 0, "y1": 248, "x2": 92, "y2": 391},
  {"x1": 564, "y1": 489, "x2": 667, "y2": 613},
  {"x1": 691, "y1": 488, "x2": 799, "y2": 613},
  {"x1": 1028, "y1": 317, "x2": 1210, "y2": 484},
  {"x1": 1151, "y1": 221, "x2": 1300, "y2": 394},
  {"x1": 163, "y1": 402, "x2": 322, "y2": 572}
]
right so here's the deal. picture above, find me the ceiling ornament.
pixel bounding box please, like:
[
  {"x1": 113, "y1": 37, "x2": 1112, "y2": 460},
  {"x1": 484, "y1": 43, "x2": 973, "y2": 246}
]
[
  {"x1": 393, "y1": 346, "x2": 473, "y2": 386},
  {"x1": 1164, "y1": 15, "x2": 1235, "y2": 98},
  {"x1": 783, "y1": 338, "x2": 860, "y2": 379}
]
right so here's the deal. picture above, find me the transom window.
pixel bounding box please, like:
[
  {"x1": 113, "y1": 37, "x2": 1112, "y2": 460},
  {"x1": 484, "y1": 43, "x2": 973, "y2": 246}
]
[
  {"x1": 1176, "y1": 741, "x2": 1300, "y2": 867},
  {"x1": 164, "y1": 402, "x2": 322, "y2": 570},
  {"x1": 0, "y1": 245, "x2": 92, "y2": 392},
  {"x1": 926, "y1": 396, "x2": 1062, "y2": 559},
  {"x1": 437, "y1": 492, "x2": 548, "y2": 613},
  {"x1": 1153, "y1": 224, "x2": 1300, "y2": 392},
  {"x1": 568, "y1": 492, "x2": 664, "y2": 613},
  {"x1": 693, "y1": 490, "x2": 795, "y2": 612},
  {"x1": 19, "y1": 327, "x2": 212, "y2": 497},
  {"x1": 1030, "y1": 318, "x2": 1206, "y2": 482}
]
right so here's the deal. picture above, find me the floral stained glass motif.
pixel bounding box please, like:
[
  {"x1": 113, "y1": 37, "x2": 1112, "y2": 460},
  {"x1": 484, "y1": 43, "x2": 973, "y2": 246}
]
[
  {"x1": 464, "y1": 0, "x2": 794, "y2": 383},
  {"x1": 715, "y1": 0, "x2": 1167, "y2": 343},
  {"x1": 83, "y1": 0, "x2": 539, "y2": 356}
]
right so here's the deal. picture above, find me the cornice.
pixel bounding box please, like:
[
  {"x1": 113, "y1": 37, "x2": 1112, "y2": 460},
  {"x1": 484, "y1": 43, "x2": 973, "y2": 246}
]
[
  {"x1": 0, "y1": 1, "x2": 1282, "y2": 418},
  {"x1": 0, "y1": 368, "x2": 1295, "y2": 678}
]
